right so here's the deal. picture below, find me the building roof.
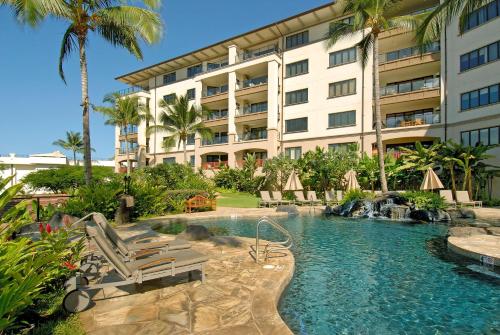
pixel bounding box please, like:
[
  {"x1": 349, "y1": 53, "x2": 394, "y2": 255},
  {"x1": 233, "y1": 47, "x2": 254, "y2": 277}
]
[{"x1": 116, "y1": 2, "x2": 341, "y2": 86}]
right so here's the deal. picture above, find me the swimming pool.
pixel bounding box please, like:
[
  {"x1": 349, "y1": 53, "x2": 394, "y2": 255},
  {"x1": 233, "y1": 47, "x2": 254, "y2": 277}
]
[{"x1": 192, "y1": 216, "x2": 500, "y2": 334}]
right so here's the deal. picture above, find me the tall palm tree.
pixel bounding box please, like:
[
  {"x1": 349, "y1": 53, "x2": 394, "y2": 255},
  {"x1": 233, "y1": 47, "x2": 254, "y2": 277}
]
[
  {"x1": 148, "y1": 94, "x2": 213, "y2": 164},
  {"x1": 48, "y1": 0, "x2": 161, "y2": 184},
  {"x1": 416, "y1": 0, "x2": 491, "y2": 46},
  {"x1": 94, "y1": 93, "x2": 151, "y2": 175},
  {"x1": 326, "y1": 0, "x2": 421, "y2": 193},
  {"x1": 53, "y1": 131, "x2": 84, "y2": 165}
]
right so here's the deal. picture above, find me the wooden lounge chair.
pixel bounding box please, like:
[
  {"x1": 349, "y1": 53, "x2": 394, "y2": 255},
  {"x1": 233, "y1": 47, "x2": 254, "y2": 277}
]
[
  {"x1": 272, "y1": 191, "x2": 291, "y2": 205},
  {"x1": 92, "y1": 212, "x2": 191, "y2": 261},
  {"x1": 439, "y1": 190, "x2": 457, "y2": 209},
  {"x1": 325, "y1": 190, "x2": 338, "y2": 205},
  {"x1": 306, "y1": 191, "x2": 323, "y2": 205},
  {"x1": 293, "y1": 191, "x2": 310, "y2": 206},
  {"x1": 63, "y1": 224, "x2": 208, "y2": 313},
  {"x1": 259, "y1": 191, "x2": 279, "y2": 207},
  {"x1": 456, "y1": 191, "x2": 482, "y2": 208}
]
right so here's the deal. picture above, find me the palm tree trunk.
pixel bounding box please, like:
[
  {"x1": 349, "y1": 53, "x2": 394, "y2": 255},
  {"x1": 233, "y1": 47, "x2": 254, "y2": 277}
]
[
  {"x1": 125, "y1": 130, "x2": 130, "y2": 175},
  {"x1": 449, "y1": 165, "x2": 456, "y2": 199},
  {"x1": 183, "y1": 140, "x2": 187, "y2": 164},
  {"x1": 373, "y1": 35, "x2": 388, "y2": 193},
  {"x1": 73, "y1": 150, "x2": 77, "y2": 166},
  {"x1": 79, "y1": 38, "x2": 92, "y2": 184}
]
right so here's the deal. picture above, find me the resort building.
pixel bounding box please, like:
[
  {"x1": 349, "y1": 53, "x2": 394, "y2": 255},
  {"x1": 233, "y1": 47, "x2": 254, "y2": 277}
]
[{"x1": 113, "y1": 1, "x2": 500, "y2": 194}]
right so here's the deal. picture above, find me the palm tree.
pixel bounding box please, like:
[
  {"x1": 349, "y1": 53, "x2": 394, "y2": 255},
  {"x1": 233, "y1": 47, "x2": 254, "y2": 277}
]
[
  {"x1": 148, "y1": 94, "x2": 213, "y2": 165},
  {"x1": 416, "y1": 0, "x2": 491, "y2": 47},
  {"x1": 326, "y1": 0, "x2": 421, "y2": 193},
  {"x1": 53, "y1": 131, "x2": 84, "y2": 165},
  {"x1": 52, "y1": 0, "x2": 161, "y2": 184},
  {"x1": 94, "y1": 93, "x2": 151, "y2": 175}
]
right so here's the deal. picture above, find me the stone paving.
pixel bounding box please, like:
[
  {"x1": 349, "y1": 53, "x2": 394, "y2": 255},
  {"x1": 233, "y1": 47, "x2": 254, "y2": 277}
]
[
  {"x1": 448, "y1": 226, "x2": 500, "y2": 266},
  {"x1": 79, "y1": 223, "x2": 294, "y2": 335}
]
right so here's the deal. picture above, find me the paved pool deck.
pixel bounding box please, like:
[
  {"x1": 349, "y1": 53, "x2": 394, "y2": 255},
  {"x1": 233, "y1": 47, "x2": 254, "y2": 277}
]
[{"x1": 79, "y1": 222, "x2": 295, "y2": 335}]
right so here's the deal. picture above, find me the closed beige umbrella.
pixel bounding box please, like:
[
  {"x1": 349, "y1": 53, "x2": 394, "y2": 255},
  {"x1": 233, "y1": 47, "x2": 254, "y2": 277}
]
[
  {"x1": 344, "y1": 169, "x2": 360, "y2": 191},
  {"x1": 420, "y1": 167, "x2": 444, "y2": 191},
  {"x1": 284, "y1": 170, "x2": 303, "y2": 191}
]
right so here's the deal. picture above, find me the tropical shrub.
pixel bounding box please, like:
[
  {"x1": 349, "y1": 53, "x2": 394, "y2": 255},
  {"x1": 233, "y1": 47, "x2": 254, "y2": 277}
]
[
  {"x1": 133, "y1": 163, "x2": 212, "y2": 190},
  {"x1": 401, "y1": 191, "x2": 446, "y2": 211},
  {"x1": 23, "y1": 166, "x2": 115, "y2": 193},
  {"x1": 213, "y1": 161, "x2": 263, "y2": 194},
  {"x1": 262, "y1": 154, "x2": 297, "y2": 192},
  {"x1": 63, "y1": 181, "x2": 122, "y2": 219},
  {"x1": 340, "y1": 189, "x2": 374, "y2": 205},
  {"x1": 213, "y1": 166, "x2": 242, "y2": 191}
]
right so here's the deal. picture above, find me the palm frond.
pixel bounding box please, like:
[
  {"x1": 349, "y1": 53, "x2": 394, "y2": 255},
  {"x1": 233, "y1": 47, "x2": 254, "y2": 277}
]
[
  {"x1": 58, "y1": 24, "x2": 78, "y2": 83},
  {"x1": 356, "y1": 33, "x2": 374, "y2": 68}
]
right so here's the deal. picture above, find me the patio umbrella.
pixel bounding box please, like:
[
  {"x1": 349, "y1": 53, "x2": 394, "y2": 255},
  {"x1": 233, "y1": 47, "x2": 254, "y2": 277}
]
[
  {"x1": 420, "y1": 167, "x2": 444, "y2": 191},
  {"x1": 284, "y1": 170, "x2": 303, "y2": 191},
  {"x1": 344, "y1": 169, "x2": 360, "y2": 191}
]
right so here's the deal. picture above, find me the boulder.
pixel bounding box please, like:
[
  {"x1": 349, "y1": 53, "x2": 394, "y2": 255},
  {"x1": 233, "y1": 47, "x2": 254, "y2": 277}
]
[
  {"x1": 178, "y1": 225, "x2": 211, "y2": 241},
  {"x1": 448, "y1": 226, "x2": 488, "y2": 237},
  {"x1": 409, "y1": 209, "x2": 451, "y2": 222},
  {"x1": 448, "y1": 208, "x2": 476, "y2": 221},
  {"x1": 276, "y1": 205, "x2": 299, "y2": 215}
]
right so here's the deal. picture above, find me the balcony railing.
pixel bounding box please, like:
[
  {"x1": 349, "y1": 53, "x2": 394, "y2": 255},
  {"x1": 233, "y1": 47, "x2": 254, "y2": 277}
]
[
  {"x1": 238, "y1": 44, "x2": 280, "y2": 63},
  {"x1": 205, "y1": 110, "x2": 228, "y2": 121},
  {"x1": 237, "y1": 159, "x2": 266, "y2": 168},
  {"x1": 120, "y1": 125, "x2": 138, "y2": 136},
  {"x1": 241, "y1": 76, "x2": 268, "y2": 89},
  {"x1": 202, "y1": 161, "x2": 228, "y2": 169},
  {"x1": 385, "y1": 110, "x2": 440, "y2": 129},
  {"x1": 203, "y1": 85, "x2": 229, "y2": 97},
  {"x1": 381, "y1": 77, "x2": 440, "y2": 96},
  {"x1": 380, "y1": 42, "x2": 440, "y2": 64},
  {"x1": 119, "y1": 148, "x2": 138, "y2": 155},
  {"x1": 236, "y1": 132, "x2": 268, "y2": 142},
  {"x1": 236, "y1": 104, "x2": 268, "y2": 116},
  {"x1": 114, "y1": 86, "x2": 148, "y2": 96},
  {"x1": 201, "y1": 137, "x2": 228, "y2": 146}
]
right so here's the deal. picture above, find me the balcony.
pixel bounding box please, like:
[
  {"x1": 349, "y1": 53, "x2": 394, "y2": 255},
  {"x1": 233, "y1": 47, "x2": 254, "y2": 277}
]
[
  {"x1": 119, "y1": 125, "x2": 138, "y2": 136},
  {"x1": 238, "y1": 44, "x2": 280, "y2": 63},
  {"x1": 236, "y1": 131, "x2": 268, "y2": 142},
  {"x1": 384, "y1": 109, "x2": 440, "y2": 129},
  {"x1": 114, "y1": 86, "x2": 149, "y2": 97},
  {"x1": 201, "y1": 85, "x2": 229, "y2": 104},
  {"x1": 236, "y1": 158, "x2": 266, "y2": 168},
  {"x1": 201, "y1": 161, "x2": 228, "y2": 170},
  {"x1": 380, "y1": 77, "x2": 440, "y2": 106},
  {"x1": 201, "y1": 136, "x2": 229, "y2": 147},
  {"x1": 379, "y1": 43, "x2": 440, "y2": 73}
]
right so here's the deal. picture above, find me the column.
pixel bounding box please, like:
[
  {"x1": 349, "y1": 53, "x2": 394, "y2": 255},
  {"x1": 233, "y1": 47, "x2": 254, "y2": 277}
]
[{"x1": 228, "y1": 45, "x2": 238, "y2": 65}]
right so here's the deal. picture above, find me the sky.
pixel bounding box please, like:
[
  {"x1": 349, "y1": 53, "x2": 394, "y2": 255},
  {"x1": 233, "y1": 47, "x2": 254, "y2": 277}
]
[{"x1": 0, "y1": 0, "x2": 331, "y2": 160}]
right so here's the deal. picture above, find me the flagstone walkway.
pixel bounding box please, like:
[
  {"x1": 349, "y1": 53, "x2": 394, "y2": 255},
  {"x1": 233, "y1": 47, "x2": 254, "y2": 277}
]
[{"x1": 79, "y1": 223, "x2": 294, "y2": 335}]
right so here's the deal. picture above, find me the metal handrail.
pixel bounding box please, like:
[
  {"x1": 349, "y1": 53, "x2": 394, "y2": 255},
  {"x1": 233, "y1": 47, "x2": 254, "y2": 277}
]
[{"x1": 254, "y1": 216, "x2": 292, "y2": 263}]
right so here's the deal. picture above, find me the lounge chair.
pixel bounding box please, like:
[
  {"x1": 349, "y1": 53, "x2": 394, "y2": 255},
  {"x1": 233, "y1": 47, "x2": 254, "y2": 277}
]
[
  {"x1": 272, "y1": 191, "x2": 291, "y2": 205},
  {"x1": 63, "y1": 224, "x2": 208, "y2": 313},
  {"x1": 325, "y1": 190, "x2": 338, "y2": 205},
  {"x1": 294, "y1": 191, "x2": 310, "y2": 206},
  {"x1": 92, "y1": 213, "x2": 191, "y2": 261},
  {"x1": 439, "y1": 190, "x2": 457, "y2": 209},
  {"x1": 456, "y1": 191, "x2": 482, "y2": 208},
  {"x1": 336, "y1": 190, "x2": 343, "y2": 203},
  {"x1": 259, "y1": 191, "x2": 279, "y2": 207},
  {"x1": 306, "y1": 191, "x2": 323, "y2": 205}
]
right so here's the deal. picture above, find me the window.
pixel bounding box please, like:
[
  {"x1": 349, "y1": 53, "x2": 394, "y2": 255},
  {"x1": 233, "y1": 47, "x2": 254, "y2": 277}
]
[
  {"x1": 285, "y1": 117, "x2": 308, "y2": 133},
  {"x1": 207, "y1": 60, "x2": 228, "y2": 71},
  {"x1": 328, "y1": 142, "x2": 356, "y2": 152},
  {"x1": 329, "y1": 47, "x2": 357, "y2": 67},
  {"x1": 244, "y1": 102, "x2": 267, "y2": 114},
  {"x1": 285, "y1": 89, "x2": 308, "y2": 105},
  {"x1": 187, "y1": 64, "x2": 202, "y2": 78},
  {"x1": 328, "y1": 111, "x2": 356, "y2": 128},
  {"x1": 461, "y1": 126, "x2": 500, "y2": 146},
  {"x1": 286, "y1": 59, "x2": 308, "y2": 77},
  {"x1": 163, "y1": 72, "x2": 176, "y2": 85},
  {"x1": 187, "y1": 88, "x2": 195, "y2": 100},
  {"x1": 382, "y1": 76, "x2": 439, "y2": 96},
  {"x1": 241, "y1": 127, "x2": 267, "y2": 141},
  {"x1": 163, "y1": 157, "x2": 176, "y2": 165},
  {"x1": 460, "y1": 41, "x2": 500, "y2": 71},
  {"x1": 202, "y1": 132, "x2": 228, "y2": 145},
  {"x1": 119, "y1": 141, "x2": 138, "y2": 154},
  {"x1": 286, "y1": 31, "x2": 309, "y2": 49},
  {"x1": 329, "y1": 79, "x2": 356, "y2": 98},
  {"x1": 285, "y1": 147, "x2": 302, "y2": 160},
  {"x1": 163, "y1": 93, "x2": 176, "y2": 104},
  {"x1": 186, "y1": 134, "x2": 195, "y2": 145},
  {"x1": 461, "y1": 83, "x2": 500, "y2": 110},
  {"x1": 207, "y1": 108, "x2": 228, "y2": 120},
  {"x1": 341, "y1": 16, "x2": 354, "y2": 25},
  {"x1": 189, "y1": 155, "x2": 195, "y2": 167},
  {"x1": 465, "y1": 0, "x2": 500, "y2": 31}
]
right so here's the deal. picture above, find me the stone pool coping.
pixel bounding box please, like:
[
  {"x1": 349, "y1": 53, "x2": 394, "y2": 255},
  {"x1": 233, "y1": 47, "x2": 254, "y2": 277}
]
[
  {"x1": 448, "y1": 235, "x2": 500, "y2": 266},
  {"x1": 79, "y1": 222, "x2": 295, "y2": 334}
]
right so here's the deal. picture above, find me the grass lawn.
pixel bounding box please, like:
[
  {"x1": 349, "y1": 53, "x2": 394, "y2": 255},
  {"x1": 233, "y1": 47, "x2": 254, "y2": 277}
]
[{"x1": 217, "y1": 191, "x2": 259, "y2": 208}]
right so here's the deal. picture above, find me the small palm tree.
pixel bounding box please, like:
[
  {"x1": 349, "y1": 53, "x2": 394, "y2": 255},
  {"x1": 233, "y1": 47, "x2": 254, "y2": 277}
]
[
  {"x1": 416, "y1": 0, "x2": 491, "y2": 47},
  {"x1": 397, "y1": 141, "x2": 443, "y2": 173},
  {"x1": 94, "y1": 93, "x2": 151, "y2": 175},
  {"x1": 326, "y1": 0, "x2": 421, "y2": 193},
  {"x1": 148, "y1": 94, "x2": 213, "y2": 164},
  {"x1": 53, "y1": 131, "x2": 84, "y2": 165}
]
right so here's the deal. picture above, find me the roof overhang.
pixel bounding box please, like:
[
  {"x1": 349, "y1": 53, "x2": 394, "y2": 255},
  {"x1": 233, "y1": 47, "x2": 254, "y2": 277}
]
[{"x1": 116, "y1": 2, "x2": 342, "y2": 86}]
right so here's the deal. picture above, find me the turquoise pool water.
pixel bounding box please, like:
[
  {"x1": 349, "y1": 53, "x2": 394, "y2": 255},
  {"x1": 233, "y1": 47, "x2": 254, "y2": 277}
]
[{"x1": 194, "y1": 216, "x2": 499, "y2": 334}]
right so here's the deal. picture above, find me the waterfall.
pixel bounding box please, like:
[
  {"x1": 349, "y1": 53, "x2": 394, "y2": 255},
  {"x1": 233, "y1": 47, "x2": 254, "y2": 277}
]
[
  {"x1": 390, "y1": 205, "x2": 408, "y2": 220},
  {"x1": 363, "y1": 200, "x2": 375, "y2": 218}
]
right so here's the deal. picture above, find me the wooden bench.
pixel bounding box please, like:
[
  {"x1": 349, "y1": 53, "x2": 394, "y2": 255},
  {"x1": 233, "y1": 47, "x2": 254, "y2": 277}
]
[{"x1": 184, "y1": 195, "x2": 216, "y2": 213}]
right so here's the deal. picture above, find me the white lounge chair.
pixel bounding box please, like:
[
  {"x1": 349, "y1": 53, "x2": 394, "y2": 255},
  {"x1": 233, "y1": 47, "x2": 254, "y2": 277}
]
[
  {"x1": 259, "y1": 191, "x2": 279, "y2": 207},
  {"x1": 456, "y1": 191, "x2": 482, "y2": 208},
  {"x1": 336, "y1": 190, "x2": 343, "y2": 203},
  {"x1": 439, "y1": 190, "x2": 457, "y2": 209},
  {"x1": 293, "y1": 191, "x2": 310, "y2": 206},
  {"x1": 306, "y1": 191, "x2": 322, "y2": 205},
  {"x1": 272, "y1": 191, "x2": 291, "y2": 205},
  {"x1": 325, "y1": 190, "x2": 338, "y2": 205}
]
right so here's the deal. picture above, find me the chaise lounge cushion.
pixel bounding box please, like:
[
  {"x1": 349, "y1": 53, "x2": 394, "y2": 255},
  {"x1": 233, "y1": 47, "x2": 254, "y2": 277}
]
[
  {"x1": 126, "y1": 238, "x2": 191, "y2": 251},
  {"x1": 127, "y1": 249, "x2": 209, "y2": 274}
]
